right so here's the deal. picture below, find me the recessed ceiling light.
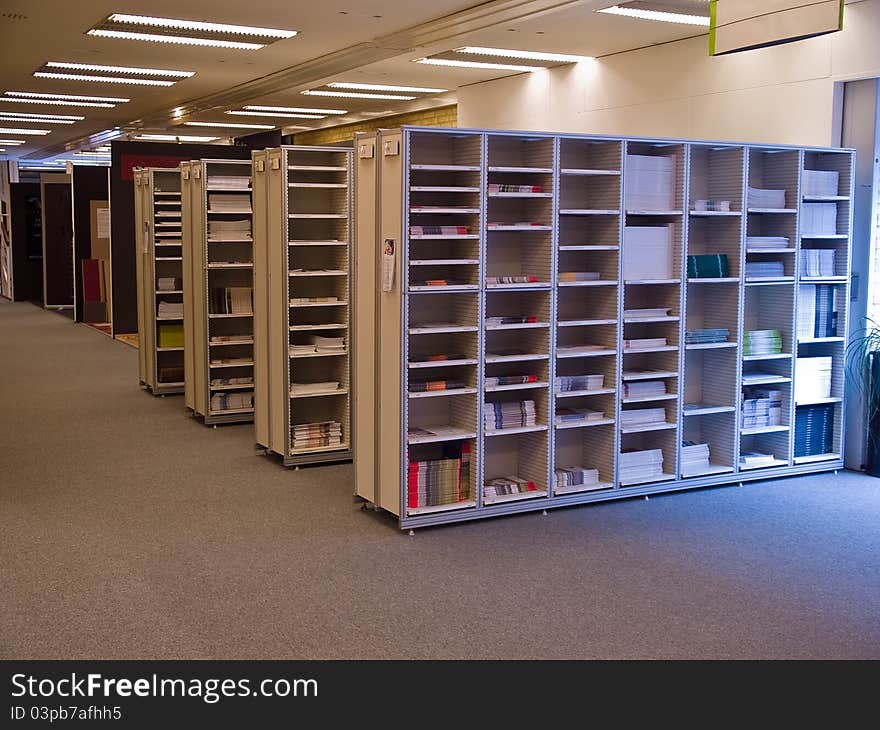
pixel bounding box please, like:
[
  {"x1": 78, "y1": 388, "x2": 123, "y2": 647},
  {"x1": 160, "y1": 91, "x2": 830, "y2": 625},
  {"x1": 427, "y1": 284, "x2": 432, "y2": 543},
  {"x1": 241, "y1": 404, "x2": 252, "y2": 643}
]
[
  {"x1": 454, "y1": 46, "x2": 594, "y2": 63},
  {"x1": 414, "y1": 58, "x2": 544, "y2": 72},
  {"x1": 134, "y1": 134, "x2": 219, "y2": 142},
  {"x1": 88, "y1": 13, "x2": 298, "y2": 49},
  {"x1": 0, "y1": 139, "x2": 25, "y2": 145},
  {"x1": 0, "y1": 111, "x2": 84, "y2": 123},
  {"x1": 0, "y1": 116, "x2": 76, "y2": 125},
  {"x1": 243, "y1": 105, "x2": 347, "y2": 115},
  {"x1": 0, "y1": 127, "x2": 50, "y2": 135},
  {"x1": 6, "y1": 91, "x2": 130, "y2": 102},
  {"x1": 0, "y1": 97, "x2": 115, "y2": 108},
  {"x1": 302, "y1": 90, "x2": 416, "y2": 100},
  {"x1": 597, "y1": 5, "x2": 710, "y2": 26},
  {"x1": 328, "y1": 82, "x2": 447, "y2": 93},
  {"x1": 226, "y1": 110, "x2": 324, "y2": 119},
  {"x1": 34, "y1": 72, "x2": 175, "y2": 86},
  {"x1": 45, "y1": 62, "x2": 194, "y2": 78},
  {"x1": 184, "y1": 121, "x2": 275, "y2": 129}
]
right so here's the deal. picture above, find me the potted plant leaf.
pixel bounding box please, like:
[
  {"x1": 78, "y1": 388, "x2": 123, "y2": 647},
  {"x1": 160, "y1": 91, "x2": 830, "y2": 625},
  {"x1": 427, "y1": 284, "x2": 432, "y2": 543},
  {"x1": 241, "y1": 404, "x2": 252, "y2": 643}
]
[{"x1": 845, "y1": 317, "x2": 880, "y2": 475}]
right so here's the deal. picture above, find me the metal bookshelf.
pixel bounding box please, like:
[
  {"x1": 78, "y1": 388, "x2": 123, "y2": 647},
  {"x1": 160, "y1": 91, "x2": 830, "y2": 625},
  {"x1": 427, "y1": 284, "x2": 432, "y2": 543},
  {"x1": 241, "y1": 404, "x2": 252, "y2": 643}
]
[
  {"x1": 253, "y1": 146, "x2": 353, "y2": 465},
  {"x1": 134, "y1": 167, "x2": 184, "y2": 396},
  {"x1": 183, "y1": 159, "x2": 255, "y2": 425},
  {"x1": 354, "y1": 126, "x2": 854, "y2": 530}
]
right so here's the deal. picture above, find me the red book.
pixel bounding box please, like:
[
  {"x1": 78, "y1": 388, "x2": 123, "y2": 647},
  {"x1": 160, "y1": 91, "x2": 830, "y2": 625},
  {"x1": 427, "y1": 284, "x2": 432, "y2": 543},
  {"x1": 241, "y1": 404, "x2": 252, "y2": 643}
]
[{"x1": 81, "y1": 259, "x2": 101, "y2": 302}]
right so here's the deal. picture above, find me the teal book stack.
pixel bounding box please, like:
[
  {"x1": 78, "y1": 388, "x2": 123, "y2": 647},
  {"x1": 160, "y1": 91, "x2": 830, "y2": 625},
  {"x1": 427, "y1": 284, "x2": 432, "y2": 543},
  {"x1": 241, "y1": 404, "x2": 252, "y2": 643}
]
[{"x1": 687, "y1": 253, "x2": 730, "y2": 279}]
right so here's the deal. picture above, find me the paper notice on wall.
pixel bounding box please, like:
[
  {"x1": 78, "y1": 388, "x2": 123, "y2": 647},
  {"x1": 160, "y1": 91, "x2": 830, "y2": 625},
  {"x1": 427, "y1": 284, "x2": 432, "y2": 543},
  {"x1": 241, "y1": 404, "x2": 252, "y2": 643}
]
[
  {"x1": 382, "y1": 239, "x2": 395, "y2": 293},
  {"x1": 97, "y1": 207, "x2": 110, "y2": 239}
]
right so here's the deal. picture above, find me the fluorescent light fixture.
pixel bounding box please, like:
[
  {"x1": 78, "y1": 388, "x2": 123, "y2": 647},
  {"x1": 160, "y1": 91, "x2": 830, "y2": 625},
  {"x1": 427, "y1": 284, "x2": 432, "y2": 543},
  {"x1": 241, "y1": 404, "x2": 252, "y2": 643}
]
[
  {"x1": 0, "y1": 127, "x2": 51, "y2": 135},
  {"x1": 0, "y1": 139, "x2": 26, "y2": 145},
  {"x1": 34, "y1": 72, "x2": 175, "y2": 86},
  {"x1": 454, "y1": 46, "x2": 594, "y2": 63},
  {"x1": 184, "y1": 121, "x2": 274, "y2": 129},
  {"x1": 226, "y1": 110, "x2": 324, "y2": 120},
  {"x1": 134, "y1": 134, "x2": 219, "y2": 142},
  {"x1": 302, "y1": 90, "x2": 416, "y2": 100},
  {"x1": 243, "y1": 105, "x2": 347, "y2": 115},
  {"x1": 0, "y1": 116, "x2": 76, "y2": 125},
  {"x1": 415, "y1": 57, "x2": 544, "y2": 72},
  {"x1": 88, "y1": 13, "x2": 297, "y2": 49},
  {"x1": 328, "y1": 82, "x2": 447, "y2": 93},
  {"x1": 7, "y1": 91, "x2": 130, "y2": 102},
  {"x1": 45, "y1": 62, "x2": 194, "y2": 78},
  {"x1": 0, "y1": 111, "x2": 84, "y2": 121},
  {"x1": 0, "y1": 97, "x2": 115, "y2": 108},
  {"x1": 597, "y1": 5, "x2": 710, "y2": 26}
]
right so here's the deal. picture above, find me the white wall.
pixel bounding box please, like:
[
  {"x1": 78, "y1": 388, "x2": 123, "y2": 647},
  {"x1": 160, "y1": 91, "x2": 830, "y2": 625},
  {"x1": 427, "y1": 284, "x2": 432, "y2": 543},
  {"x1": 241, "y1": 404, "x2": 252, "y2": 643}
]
[{"x1": 458, "y1": 0, "x2": 880, "y2": 147}]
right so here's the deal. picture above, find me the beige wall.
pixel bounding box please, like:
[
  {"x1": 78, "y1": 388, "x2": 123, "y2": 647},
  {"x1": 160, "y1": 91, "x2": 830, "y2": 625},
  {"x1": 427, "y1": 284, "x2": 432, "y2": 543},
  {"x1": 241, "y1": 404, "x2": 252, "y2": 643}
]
[
  {"x1": 292, "y1": 105, "x2": 457, "y2": 146},
  {"x1": 458, "y1": 0, "x2": 880, "y2": 146}
]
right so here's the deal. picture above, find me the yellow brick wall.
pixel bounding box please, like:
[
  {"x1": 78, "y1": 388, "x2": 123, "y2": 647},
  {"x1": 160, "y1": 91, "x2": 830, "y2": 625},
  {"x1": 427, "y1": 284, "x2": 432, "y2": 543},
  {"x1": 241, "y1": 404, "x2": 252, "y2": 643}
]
[{"x1": 292, "y1": 105, "x2": 457, "y2": 146}]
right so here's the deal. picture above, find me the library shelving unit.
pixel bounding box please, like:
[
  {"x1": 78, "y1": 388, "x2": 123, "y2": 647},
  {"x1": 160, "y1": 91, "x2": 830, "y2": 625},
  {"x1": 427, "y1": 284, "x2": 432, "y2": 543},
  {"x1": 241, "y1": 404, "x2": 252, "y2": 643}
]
[
  {"x1": 253, "y1": 145, "x2": 353, "y2": 466},
  {"x1": 134, "y1": 167, "x2": 184, "y2": 396},
  {"x1": 182, "y1": 159, "x2": 255, "y2": 425},
  {"x1": 354, "y1": 126, "x2": 853, "y2": 530}
]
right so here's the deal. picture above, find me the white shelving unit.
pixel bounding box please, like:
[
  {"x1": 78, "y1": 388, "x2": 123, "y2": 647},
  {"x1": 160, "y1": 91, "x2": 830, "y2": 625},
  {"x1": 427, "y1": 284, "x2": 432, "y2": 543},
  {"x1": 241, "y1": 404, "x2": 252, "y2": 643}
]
[
  {"x1": 134, "y1": 167, "x2": 184, "y2": 396},
  {"x1": 253, "y1": 146, "x2": 353, "y2": 466},
  {"x1": 354, "y1": 126, "x2": 853, "y2": 529}
]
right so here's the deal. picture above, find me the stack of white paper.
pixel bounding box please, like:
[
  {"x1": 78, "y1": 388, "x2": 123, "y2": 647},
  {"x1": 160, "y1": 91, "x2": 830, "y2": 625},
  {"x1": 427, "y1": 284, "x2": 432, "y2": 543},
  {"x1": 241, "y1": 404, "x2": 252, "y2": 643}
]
[
  {"x1": 623, "y1": 225, "x2": 673, "y2": 280},
  {"x1": 207, "y1": 176, "x2": 251, "y2": 191},
  {"x1": 620, "y1": 408, "x2": 666, "y2": 428},
  {"x1": 625, "y1": 154, "x2": 675, "y2": 211},
  {"x1": 742, "y1": 389, "x2": 783, "y2": 428},
  {"x1": 207, "y1": 218, "x2": 252, "y2": 241},
  {"x1": 623, "y1": 381, "x2": 666, "y2": 398},
  {"x1": 795, "y1": 357, "x2": 832, "y2": 403},
  {"x1": 619, "y1": 448, "x2": 664, "y2": 482},
  {"x1": 802, "y1": 170, "x2": 839, "y2": 197},
  {"x1": 312, "y1": 335, "x2": 345, "y2": 353},
  {"x1": 624, "y1": 338, "x2": 667, "y2": 351},
  {"x1": 746, "y1": 236, "x2": 790, "y2": 250},
  {"x1": 801, "y1": 203, "x2": 838, "y2": 235},
  {"x1": 208, "y1": 193, "x2": 251, "y2": 211},
  {"x1": 681, "y1": 442, "x2": 711, "y2": 476},
  {"x1": 747, "y1": 186, "x2": 786, "y2": 209},
  {"x1": 800, "y1": 249, "x2": 835, "y2": 276}
]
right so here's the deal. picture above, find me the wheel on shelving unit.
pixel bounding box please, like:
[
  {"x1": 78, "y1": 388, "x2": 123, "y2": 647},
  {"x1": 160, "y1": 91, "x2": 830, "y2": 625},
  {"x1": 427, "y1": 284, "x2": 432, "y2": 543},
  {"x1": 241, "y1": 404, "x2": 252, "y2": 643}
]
[
  {"x1": 408, "y1": 529, "x2": 415, "y2": 537},
  {"x1": 542, "y1": 509, "x2": 548, "y2": 516}
]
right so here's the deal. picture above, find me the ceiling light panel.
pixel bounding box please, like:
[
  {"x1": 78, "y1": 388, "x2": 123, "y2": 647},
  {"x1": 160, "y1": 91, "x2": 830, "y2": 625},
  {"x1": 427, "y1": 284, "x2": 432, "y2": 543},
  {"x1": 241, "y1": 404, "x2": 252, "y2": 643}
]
[
  {"x1": 302, "y1": 90, "x2": 416, "y2": 100},
  {"x1": 243, "y1": 105, "x2": 347, "y2": 115},
  {"x1": 184, "y1": 121, "x2": 274, "y2": 129},
  {"x1": 88, "y1": 13, "x2": 298, "y2": 49},
  {"x1": 7, "y1": 91, "x2": 129, "y2": 102},
  {"x1": 454, "y1": 46, "x2": 594, "y2": 63},
  {"x1": 0, "y1": 111, "x2": 84, "y2": 121},
  {"x1": 327, "y1": 82, "x2": 447, "y2": 93},
  {"x1": 226, "y1": 110, "x2": 324, "y2": 119},
  {"x1": 0, "y1": 139, "x2": 26, "y2": 145},
  {"x1": 45, "y1": 62, "x2": 194, "y2": 78},
  {"x1": 134, "y1": 134, "x2": 219, "y2": 142},
  {"x1": 0, "y1": 127, "x2": 50, "y2": 135},
  {"x1": 597, "y1": 4, "x2": 710, "y2": 26},
  {"x1": 415, "y1": 58, "x2": 545, "y2": 72},
  {"x1": 34, "y1": 72, "x2": 175, "y2": 86},
  {"x1": 0, "y1": 115, "x2": 77, "y2": 124}
]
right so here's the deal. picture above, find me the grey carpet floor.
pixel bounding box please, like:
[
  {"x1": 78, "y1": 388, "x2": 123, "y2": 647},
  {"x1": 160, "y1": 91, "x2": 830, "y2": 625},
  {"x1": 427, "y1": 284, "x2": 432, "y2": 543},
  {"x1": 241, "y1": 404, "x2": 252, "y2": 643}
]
[{"x1": 2, "y1": 300, "x2": 879, "y2": 659}]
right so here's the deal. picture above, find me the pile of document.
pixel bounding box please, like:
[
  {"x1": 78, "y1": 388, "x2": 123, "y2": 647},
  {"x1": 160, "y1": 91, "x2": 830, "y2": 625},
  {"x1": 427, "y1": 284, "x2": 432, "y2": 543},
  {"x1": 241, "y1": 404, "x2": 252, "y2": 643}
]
[
  {"x1": 554, "y1": 466, "x2": 600, "y2": 490},
  {"x1": 746, "y1": 236, "x2": 790, "y2": 250},
  {"x1": 410, "y1": 225, "x2": 469, "y2": 236},
  {"x1": 157, "y1": 300, "x2": 183, "y2": 318},
  {"x1": 485, "y1": 315, "x2": 538, "y2": 326},
  {"x1": 290, "y1": 381, "x2": 341, "y2": 396},
  {"x1": 555, "y1": 407, "x2": 604, "y2": 425},
  {"x1": 210, "y1": 335, "x2": 252, "y2": 345},
  {"x1": 157, "y1": 276, "x2": 182, "y2": 291},
  {"x1": 408, "y1": 378, "x2": 465, "y2": 393},
  {"x1": 483, "y1": 400, "x2": 536, "y2": 431},
  {"x1": 685, "y1": 328, "x2": 729, "y2": 345},
  {"x1": 556, "y1": 344, "x2": 608, "y2": 356},
  {"x1": 802, "y1": 169, "x2": 839, "y2": 197},
  {"x1": 207, "y1": 176, "x2": 251, "y2": 191},
  {"x1": 483, "y1": 476, "x2": 538, "y2": 500},
  {"x1": 693, "y1": 199, "x2": 731, "y2": 212},
  {"x1": 619, "y1": 448, "x2": 664, "y2": 482},
  {"x1": 158, "y1": 324, "x2": 183, "y2": 348},
  {"x1": 623, "y1": 380, "x2": 666, "y2": 398},
  {"x1": 290, "y1": 296, "x2": 339, "y2": 305},
  {"x1": 486, "y1": 275, "x2": 540, "y2": 285},
  {"x1": 743, "y1": 329, "x2": 782, "y2": 356},
  {"x1": 209, "y1": 287, "x2": 252, "y2": 315},
  {"x1": 623, "y1": 225, "x2": 673, "y2": 280},
  {"x1": 745, "y1": 260, "x2": 785, "y2": 278},
  {"x1": 739, "y1": 451, "x2": 777, "y2": 469},
  {"x1": 800, "y1": 249, "x2": 835, "y2": 277},
  {"x1": 210, "y1": 392, "x2": 253, "y2": 412},
  {"x1": 801, "y1": 202, "x2": 838, "y2": 235},
  {"x1": 207, "y1": 218, "x2": 252, "y2": 241},
  {"x1": 797, "y1": 284, "x2": 838, "y2": 339},
  {"x1": 794, "y1": 357, "x2": 832, "y2": 403},
  {"x1": 680, "y1": 441, "x2": 711, "y2": 477},
  {"x1": 742, "y1": 388, "x2": 783, "y2": 428},
  {"x1": 210, "y1": 376, "x2": 253, "y2": 387},
  {"x1": 624, "y1": 154, "x2": 675, "y2": 211},
  {"x1": 794, "y1": 404, "x2": 834, "y2": 457},
  {"x1": 625, "y1": 308, "x2": 669, "y2": 319},
  {"x1": 208, "y1": 193, "x2": 250, "y2": 212},
  {"x1": 747, "y1": 186, "x2": 786, "y2": 209},
  {"x1": 313, "y1": 335, "x2": 345, "y2": 354},
  {"x1": 209, "y1": 356, "x2": 251, "y2": 366},
  {"x1": 488, "y1": 183, "x2": 542, "y2": 194},
  {"x1": 292, "y1": 421, "x2": 342, "y2": 450},
  {"x1": 624, "y1": 337, "x2": 667, "y2": 351},
  {"x1": 687, "y1": 254, "x2": 729, "y2": 279},
  {"x1": 556, "y1": 374, "x2": 604, "y2": 392},
  {"x1": 559, "y1": 271, "x2": 600, "y2": 283},
  {"x1": 407, "y1": 443, "x2": 471, "y2": 508},
  {"x1": 620, "y1": 407, "x2": 667, "y2": 429},
  {"x1": 485, "y1": 374, "x2": 538, "y2": 387}
]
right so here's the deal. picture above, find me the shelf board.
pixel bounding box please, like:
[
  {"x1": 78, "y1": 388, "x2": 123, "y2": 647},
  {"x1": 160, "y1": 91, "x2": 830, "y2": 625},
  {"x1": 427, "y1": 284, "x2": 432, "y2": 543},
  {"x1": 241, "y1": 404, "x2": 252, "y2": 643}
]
[
  {"x1": 155, "y1": 290, "x2": 183, "y2": 295},
  {"x1": 288, "y1": 324, "x2": 347, "y2": 331},
  {"x1": 155, "y1": 243, "x2": 182, "y2": 247},
  {"x1": 485, "y1": 321, "x2": 550, "y2": 331},
  {"x1": 688, "y1": 210, "x2": 741, "y2": 217},
  {"x1": 289, "y1": 240, "x2": 346, "y2": 246},
  {"x1": 288, "y1": 165, "x2": 347, "y2": 171},
  {"x1": 556, "y1": 348, "x2": 616, "y2": 359},
  {"x1": 558, "y1": 245, "x2": 619, "y2": 251},
  {"x1": 560, "y1": 168, "x2": 620, "y2": 176},
  {"x1": 622, "y1": 393, "x2": 678, "y2": 404},
  {"x1": 619, "y1": 472, "x2": 676, "y2": 487},
  {"x1": 487, "y1": 166, "x2": 552, "y2": 173},
  {"x1": 410, "y1": 186, "x2": 479, "y2": 193},
  {"x1": 745, "y1": 277, "x2": 795, "y2": 284},
  {"x1": 289, "y1": 182, "x2": 347, "y2": 189},
  {"x1": 208, "y1": 407, "x2": 254, "y2": 416},
  {"x1": 208, "y1": 263, "x2": 253, "y2": 269},
  {"x1": 800, "y1": 234, "x2": 847, "y2": 239},
  {"x1": 742, "y1": 353, "x2": 791, "y2": 361},
  {"x1": 409, "y1": 358, "x2": 478, "y2": 369},
  {"x1": 747, "y1": 208, "x2": 797, "y2": 214},
  {"x1": 407, "y1": 500, "x2": 477, "y2": 516},
  {"x1": 553, "y1": 482, "x2": 614, "y2": 496},
  {"x1": 489, "y1": 192, "x2": 552, "y2": 198},
  {"x1": 156, "y1": 257, "x2": 183, "y2": 262},
  {"x1": 407, "y1": 428, "x2": 477, "y2": 445},
  {"x1": 485, "y1": 282, "x2": 551, "y2": 291},
  {"x1": 558, "y1": 280, "x2": 617, "y2": 288},
  {"x1": 685, "y1": 342, "x2": 736, "y2": 350},
  {"x1": 410, "y1": 207, "x2": 480, "y2": 214},
  {"x1": 154, "y1": 192, "x2": 181, "y2": 196},
  {"x1": 289, "y1": 213, "x2": 348, "y2": 219},
  {"x1": 207, "y1": 209, "x2": 253, "y2": 214},
  {"x1": 626, "y1": 210, "x2": 682, "y2": 216},
  {"x1": 210, "y1": 383, "x2": 254, "y2": 391},
  {"x1": 290, "y1": 388, "x2": 350, "y2": 399},
  {"x1": 409, "y1": 259, "x2": 479, "y2": 266},
  {"x1": 740, "y1": 425, "x2": 790, "y2": 435},
  {"x1": 556, "y1": 388, "x2": 616, "y2": 398},
  {"x1": 555, "y1": 417, "x2": 616, "y2": 430},
  {"x1": 210, "y1": 339, "x2": 254, "y2": 347},
  {"x1": 793, "y1": 453, "x2": 841, "y2": 465},
  {"x1": 156, "y1": 347, "x2": 183, "y2": 352},
  {"x1": 208, "y1": 238, "x2": 253, "y2": 243},
  {"x1": 687, "y1": 277, "x2": 740, "y2": 284},
  {"x1": 795, "y1": 396, "x2": 843, "y2": 406},
  {"x1": 289, "y1": 301, "x2": 348, "y2": 308},
  {"x1": 290, "y1": 350, "x2": 348, "y2": 359},
  {"x1": 410, "y1": 164, "x2": 479, "y2": 172},
  {"x1": 408, "y1": 387, "x2": 478, "y2": 399},
  {"x1": 485, "y1": 381, "x2": 549, "y2": 393},
  {"x1": 487, "y1": 225, "x2": 552, "y2": 231},
  {"x1": 681, "y1": 464, "x2": 735, "y2": 477},
  {"x1": 155, "y1": 381, "x2": 184, "y2": 387},
  {"x1": 559, "y1": 209, "x2": 620, "y2": 216},
  {"x1": 409, "y1": 284, "x2": 480, "y2": 292},
  {"x1": 620, "y1": 422, "x2": 677, "y2": 434},
  {"x1": 800, "y1": 276, "x2": 847, "y2": 283},
  {"x1": 623, "y1": 345, "x2": 678, "y2": 354},
  {"x1": 486, "y1": 353, "x2": 550, "y2": 364},
  {"x1": 624, "y1": 279, "x2": 680, "y2": 285},
  {"x1": 623, "y1": 370, "x2": 678, "y2": 381},
  {"x1": 747, "y1": 247, "x2": 795, "y2": 254},
  {"x1": 210, "y1": 361, "x2": 254, "y2": 368},
  {"x1": 208, "y1": 313, "x2": 253, "y2": 319},
  {"x1": 683, "y1": 405, "x2": 736, "y2": 416},
  {"x1": 289, "y1": 270, "x2": 347, "y2": 277},
  {"x1": 409, "y1": 234, "x2": 478, "y2": 240},
  {"x1": 741, "y1": 375, "x2": 792, "y2": 385},
  {"x1": 156, "y1": 316, "x2": 183, "y2": 321},
  {"x1": 483, "y1": 489, "x2": 549, "y2": 505},
  {"x1": 803, "y1": 195, "x2": 848, "y2": 202},
  {"x1": 558, "y1": 318, "x2": 618, "y2": 327},
  {"x1": 409, "y1": 325, "x2": 478, "y2": 335},
  {"x1": 798, "y1": 336, "x2": 845, "y2": 344},
  {"x1": 290, "y1": 442, "x2": 351, "y2": 456},
  {"x1": 624, "y1": 315, "x2": 679, "y2": 323},
  {"x1": 739, "y1": 457, "x2": 789, "y2": 471}
]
